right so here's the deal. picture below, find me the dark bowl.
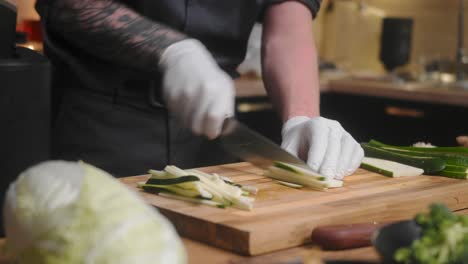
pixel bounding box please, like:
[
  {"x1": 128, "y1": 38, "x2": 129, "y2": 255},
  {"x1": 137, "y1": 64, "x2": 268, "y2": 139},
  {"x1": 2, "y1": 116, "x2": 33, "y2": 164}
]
[{"x1": 372, "y1": 220, "x2": 422, "y2": 264}]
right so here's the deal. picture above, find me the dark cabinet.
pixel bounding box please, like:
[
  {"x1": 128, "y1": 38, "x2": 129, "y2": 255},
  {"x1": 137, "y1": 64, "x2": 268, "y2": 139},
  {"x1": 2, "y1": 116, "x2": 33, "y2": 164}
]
[
  {"x1": 321, "y1": 93, "x2": 468, "y2": 146},
  {"x1": 236, "y1": 93, "x2": 468, "y2": 147}
]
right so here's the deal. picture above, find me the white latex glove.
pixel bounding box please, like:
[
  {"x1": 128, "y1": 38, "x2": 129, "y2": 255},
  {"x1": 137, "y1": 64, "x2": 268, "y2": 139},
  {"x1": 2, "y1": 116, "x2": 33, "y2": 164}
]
[
  {"x1": 159, "y1": 39, "x2": 235, "y2": 139},
  {"x1": 281, "y1": 116, "x2": 364, "y2": 180}
]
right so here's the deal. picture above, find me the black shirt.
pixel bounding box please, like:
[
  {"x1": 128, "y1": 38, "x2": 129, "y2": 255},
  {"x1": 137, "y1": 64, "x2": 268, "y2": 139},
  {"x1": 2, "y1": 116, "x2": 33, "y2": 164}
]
[
  {"x1": 37, "y1": 0, "x2": 321, "y2": 83},
  {"x1": 33, "y1": 0, "x2": 322, "y2": 176}
]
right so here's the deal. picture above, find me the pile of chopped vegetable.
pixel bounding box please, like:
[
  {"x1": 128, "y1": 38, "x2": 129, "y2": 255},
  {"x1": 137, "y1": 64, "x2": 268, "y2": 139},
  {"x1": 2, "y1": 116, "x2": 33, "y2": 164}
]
[
  {"x1": 360, "y1": 139, "x2": 468, "y2": 179},
  {"x1": 264, "y1": 161, "x2": 343, "y2": 190},
  {"x1": 394, "y1": 204, "x2": 468, "y2": 264},
  {"x1": 139, "y1": 166, "x2": 257, "y2": 211}
]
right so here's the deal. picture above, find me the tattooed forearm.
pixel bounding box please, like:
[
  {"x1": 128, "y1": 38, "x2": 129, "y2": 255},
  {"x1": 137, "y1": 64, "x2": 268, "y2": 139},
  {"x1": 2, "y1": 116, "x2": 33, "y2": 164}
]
[{"x1": 48, "y1": 0, "x2": 187, "y2": 73}]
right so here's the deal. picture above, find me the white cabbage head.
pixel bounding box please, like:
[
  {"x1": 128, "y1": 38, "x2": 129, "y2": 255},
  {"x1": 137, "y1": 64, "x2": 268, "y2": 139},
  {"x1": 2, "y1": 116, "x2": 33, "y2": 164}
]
[{"x1": 3, "y1": 160, "x2": 186, "y2": 264}]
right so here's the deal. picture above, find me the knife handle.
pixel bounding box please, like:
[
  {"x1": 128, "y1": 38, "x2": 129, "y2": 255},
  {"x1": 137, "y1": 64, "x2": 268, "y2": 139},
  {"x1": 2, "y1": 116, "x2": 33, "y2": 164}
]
[{"x1": 311, "y1": 222, "x2": 392, "y2": 250}]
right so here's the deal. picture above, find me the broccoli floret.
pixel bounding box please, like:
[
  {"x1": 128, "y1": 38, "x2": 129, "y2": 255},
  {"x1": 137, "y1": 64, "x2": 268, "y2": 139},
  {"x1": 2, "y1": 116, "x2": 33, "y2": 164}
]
[{"x1": 394, "y1": 203, "x2": 468, "y2": 264}]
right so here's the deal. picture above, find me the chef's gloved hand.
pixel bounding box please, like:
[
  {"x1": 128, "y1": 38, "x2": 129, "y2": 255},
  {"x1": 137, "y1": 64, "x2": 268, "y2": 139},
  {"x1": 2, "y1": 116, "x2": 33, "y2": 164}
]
[
  {"x1": 159, "y1": 39, "x2": 235, "y2": 139},
  {"x1": 281, "y1": 116, "x2": 364, "y2": 180}
]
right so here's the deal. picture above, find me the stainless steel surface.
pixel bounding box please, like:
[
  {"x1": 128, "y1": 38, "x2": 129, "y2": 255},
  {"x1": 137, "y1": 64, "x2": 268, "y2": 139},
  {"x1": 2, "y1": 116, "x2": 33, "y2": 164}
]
[{"x1": 220, "y1": 118, "x2": 311, "y2": 170}]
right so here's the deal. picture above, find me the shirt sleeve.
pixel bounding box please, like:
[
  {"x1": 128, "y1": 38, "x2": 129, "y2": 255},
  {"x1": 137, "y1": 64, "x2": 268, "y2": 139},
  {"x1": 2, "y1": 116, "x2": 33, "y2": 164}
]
[{"x1": 261, "y1": 0, "x2": 322, "y2": 20}]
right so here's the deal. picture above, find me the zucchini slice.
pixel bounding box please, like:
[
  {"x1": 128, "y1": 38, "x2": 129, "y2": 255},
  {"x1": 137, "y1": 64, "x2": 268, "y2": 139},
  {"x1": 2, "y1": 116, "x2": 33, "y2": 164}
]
[
  {"x1": 158, "y1": 192, "x2": 226, "y2": 208},
  {"x1": 141, "y1": 184, "x2": 212, "y2": 199},
  {"x1": 360, "y1": 157, "x2": 424, "y2": 177},
  {"x1": 145, "y1": 175, "x2": 200, "y2": 185},
  {"x1": 273, "y1": 161, "x2": 327, "y2": 181},
  {"x1": 444, "y1": 165, "x2": 468, "y2": 173},
  {"x1": 276, "y1": 180, "x2": 303, "y2": 189},
  {"x1": 438, "y1": 170, "x2": 468, "y2": 179},
  {"x1": 264, "y1": 166, "x2": 342, "y2": 190},
  {"x1": 362, "y1": 144, "x2": 446, "y2": 174}
]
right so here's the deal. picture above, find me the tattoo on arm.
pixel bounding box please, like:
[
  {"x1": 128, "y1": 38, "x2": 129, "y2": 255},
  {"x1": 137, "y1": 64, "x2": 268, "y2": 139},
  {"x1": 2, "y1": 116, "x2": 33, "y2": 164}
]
[{"x1": 48, "y1": 0, "x2": 187, "y2": 73}]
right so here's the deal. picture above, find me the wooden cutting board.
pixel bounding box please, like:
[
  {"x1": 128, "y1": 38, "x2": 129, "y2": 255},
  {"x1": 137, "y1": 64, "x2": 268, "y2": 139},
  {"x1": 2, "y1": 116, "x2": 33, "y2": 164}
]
[{"x1": 120, "y1": 162, "x2": 468, "y2": 256}]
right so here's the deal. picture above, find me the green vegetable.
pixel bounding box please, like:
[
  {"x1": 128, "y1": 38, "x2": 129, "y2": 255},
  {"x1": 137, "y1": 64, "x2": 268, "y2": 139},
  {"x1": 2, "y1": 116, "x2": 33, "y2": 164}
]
[
  {"x1": 146, "y1": 175, "x2": 200, "y2": 185},
  {"x1": 438, "y1": 170, "x2": 468, "y2": 180},
  {"x1": 394, "y1": 203, "x2": 468, "y2": 264},
  {"x1": 273, "y1": 161, "x2": 326, "y2": 181},
  {"x1": 444, "y1": 165, "x2": 468, "y2": 173},
  {"x1": 274, "y1": 161, "x2": 302, "y2": 174},
  {"x1": 369, "y1": 139, "x2": 468, "y2": 157},
  {"x1": 362, "y1": 144, "x2": 446, "y2": 174},
  {"x1": 369, "y1": 140, "x2": 468, "y2": 167},
  {"x1": 265, "y1": 166, "x2": 342, "y2": 190},
  {"x1": 158, "y1": 192, "x2": 225, "y2": 208},
  {"x1": 360, "y1": 157, "x2": 424, "y2": 177},
  {"x1": 142, "y1": 184, "x2": 213, "y2": 199},
  {"x1": 3, "y1": 161, "x2": 186, "y2": 263},
  {"x1": 142, "y1": 166, "x2": 256, "y2": 211},
  {"x1": 275, "y1": 180, "x2": 303, "y2": 189}
]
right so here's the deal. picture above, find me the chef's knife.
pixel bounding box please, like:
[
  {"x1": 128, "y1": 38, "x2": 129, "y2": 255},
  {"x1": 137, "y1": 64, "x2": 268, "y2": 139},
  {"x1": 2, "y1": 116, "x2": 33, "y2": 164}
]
[{"x1": 220, "y1": 118, "x2": 311, "y2": 170}]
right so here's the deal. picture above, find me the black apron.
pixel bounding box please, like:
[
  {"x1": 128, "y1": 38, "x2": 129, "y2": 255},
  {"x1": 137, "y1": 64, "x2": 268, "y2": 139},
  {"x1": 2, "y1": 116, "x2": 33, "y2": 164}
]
[{"x1": 36, "y1": 0, "x2": 320, "y2": 177}]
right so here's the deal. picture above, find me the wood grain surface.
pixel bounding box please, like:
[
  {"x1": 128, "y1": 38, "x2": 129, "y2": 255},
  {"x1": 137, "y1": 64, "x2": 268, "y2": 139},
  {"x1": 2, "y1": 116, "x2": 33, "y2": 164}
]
[{"x1": 121, "y1": 162, "x2": 468, "y2": 256}]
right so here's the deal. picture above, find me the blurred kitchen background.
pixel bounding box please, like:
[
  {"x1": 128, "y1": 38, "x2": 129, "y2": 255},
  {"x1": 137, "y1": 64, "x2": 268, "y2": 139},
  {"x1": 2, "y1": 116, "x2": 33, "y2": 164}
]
[{"x1": 2, "y1": 0, "x2": 468, "y2": 184}]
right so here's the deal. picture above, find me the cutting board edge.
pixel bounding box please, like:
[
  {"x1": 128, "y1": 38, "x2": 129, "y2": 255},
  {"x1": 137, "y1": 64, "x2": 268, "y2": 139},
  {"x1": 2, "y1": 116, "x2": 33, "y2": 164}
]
[
  {"x1": 244, "y1": 183, "x2": 468, "y2": 255},
  {"x1": 155, "y1": 206, "x2": 254, "y2": 255}
]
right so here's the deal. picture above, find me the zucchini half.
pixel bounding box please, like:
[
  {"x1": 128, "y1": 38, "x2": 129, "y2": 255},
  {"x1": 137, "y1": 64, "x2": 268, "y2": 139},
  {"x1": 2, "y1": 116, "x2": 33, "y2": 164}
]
[
  {"x1": 361, "y1": 144, "x2": 446, "y2": 174},
  {"x1": 369, "y1": 140, "x2": 468, "y2": 167},
  {"x1": 360, "y1": 157, "x2": 424, "y2": 177}
]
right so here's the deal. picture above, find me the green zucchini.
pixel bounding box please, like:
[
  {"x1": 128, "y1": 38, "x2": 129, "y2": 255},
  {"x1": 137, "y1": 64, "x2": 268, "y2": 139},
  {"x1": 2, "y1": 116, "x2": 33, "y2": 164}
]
[
  {"x1": 223, "y1": 180, "x2": 242, "y2": 188},
  {"x1": 438, "y1": 170, "x2": 468, "y2": 180},
  {"x1": 274, "y1": 161, "x2": 302, "y2": 174},
  {"x1": 157, "y1": 192, "x2": 226, "y2": 208},
  {"x1": 273, "y1": 161, "x2": 326, "y2": 181},
  {"x1": 444, "y1": 165, "x2": 468, "y2": 173},
  {"x1": 142, "y1": 184, "x2": 213, "y2": 199},
  {"x1": 360, "y1": 157, "x2": 424, "y2": 177},
  {"x1": 369, "y1": 140, "x2": 468, "y2": 167},
  {"x1": 265, "y1": 166, "x2": 342, "y2": 190},
  {"x1": 145, "y1": 175, "x2": 200, "y2": 185},
  {"x1": 368, "y1": 139, "x2": 468, "y2": 156},
  {"x1": 275, "y1": 180, "x2": 303, "y2": 189},
  {"x1": 362, "y1": 144, "x2": 446, "y2": 174},
  {"x1": 360, "y1": 162, "x2": 392, "y2": 177}
]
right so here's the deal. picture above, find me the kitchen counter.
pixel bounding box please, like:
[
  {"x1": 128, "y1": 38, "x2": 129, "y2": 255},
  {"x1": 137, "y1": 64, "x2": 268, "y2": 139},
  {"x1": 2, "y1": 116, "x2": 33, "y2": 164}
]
[
  {"x1": 0, "y1": 209, "x2": 465, "y2": 263},
  {"x1": 0, "y1": 238, "x2": 379, "y2": 263},
  {"x1": 235, "y1": 77, "x2": 468, "y2": 108},
  {"x1": 1, "y1": 209, "x2": 467, "y2": 264}
]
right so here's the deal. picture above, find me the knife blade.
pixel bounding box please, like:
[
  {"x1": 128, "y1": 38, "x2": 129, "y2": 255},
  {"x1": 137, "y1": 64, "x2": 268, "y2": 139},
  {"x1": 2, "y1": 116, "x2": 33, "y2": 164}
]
[{"x1": 220, "y1": 118, "x2": 311, "y2": 170}]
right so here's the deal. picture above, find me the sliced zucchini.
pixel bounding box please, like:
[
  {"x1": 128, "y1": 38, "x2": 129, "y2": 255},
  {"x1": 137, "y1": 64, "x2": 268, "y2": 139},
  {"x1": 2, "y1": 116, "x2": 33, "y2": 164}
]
[
  {"x1": 141, "y1": 184, "x2": 212, "y2": 199},
  {"x1": 273, "y1": 161, "x2": 302, "y2": 174},
  {"x1": 360, "y1": 157, "x2": 424, "y2": 177},
  {"x1": 145, "y1": 175, "x2": 200, "y2": 185},
  {"x1": 276, "y1": 180, "x2": 303, "y2": 189},
  {"x1": 158, "y1": 192, "x2": 226, "y2": 208},
  {"x1": 444, "y1": 165, "x2": 468, "y2": 173},
  {"x1": 264, "y1": 166, "x2": 342, "y2": 190},
  {"x1": 362, "y1": 144, "x2": 446, "y2": 174},
  {"x1": 273, "y1": 161, "x2": 327, "y2": 181},
  {"x1": 143, "y1": 166, "x2": 256, "y2": 211},
  {"x1": 438, "y1": 170, "x2": 468, "y2": 180}
]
